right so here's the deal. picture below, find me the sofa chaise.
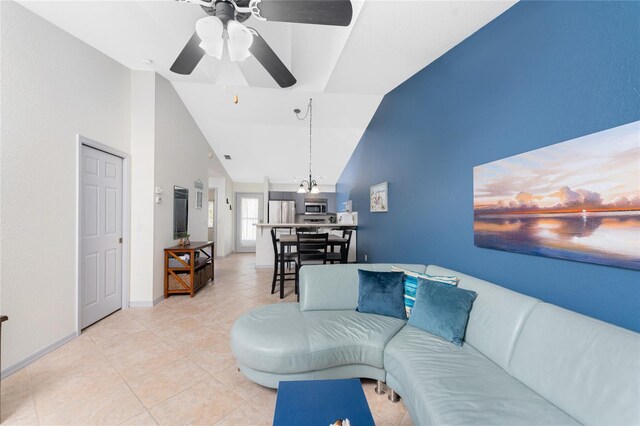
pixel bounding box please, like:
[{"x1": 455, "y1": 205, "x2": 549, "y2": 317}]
[{"x1": 230, "y1": 264, "x2": 640, "y2": 425}]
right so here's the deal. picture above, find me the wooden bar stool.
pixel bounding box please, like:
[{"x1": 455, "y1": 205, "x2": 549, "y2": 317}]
[{"x1": 271, "y1": 228, "x2": 297, "y2": 295}]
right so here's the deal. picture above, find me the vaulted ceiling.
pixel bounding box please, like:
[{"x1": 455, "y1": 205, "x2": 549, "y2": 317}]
[{"x1": 19, "y1": 0, "x2": 515, "y2": 184}]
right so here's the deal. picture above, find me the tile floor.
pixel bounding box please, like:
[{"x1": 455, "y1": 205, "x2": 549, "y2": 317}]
[{"x1": 1, "y1": 254, "x2": 412, "y2": 425}]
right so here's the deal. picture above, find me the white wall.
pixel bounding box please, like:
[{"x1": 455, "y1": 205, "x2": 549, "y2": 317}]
[
  {"x1": 129, "y1": 71, "x2": 156, "y2": 305},
  {"x1": 210, "y1": 176, "x2": 234, "y2": 257},
  {"x1": 152, "y1": 76, "x2": 212, "y2": 301},
  {"x1": 0, "y1": 1, "x2": 131, "y2": 369},
  {"x1": 0, "y1": 2, "x2": 236, "y2": 373},
  {"x1": 233, "y1": 182, "x2": 265, "y2": 193}
]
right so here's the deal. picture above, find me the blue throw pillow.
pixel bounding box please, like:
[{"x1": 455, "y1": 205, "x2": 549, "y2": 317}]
[
  {"x1": 356, "y1": 270, "x2": 406, "y2": 320},
  {"x1": 391, "y1": 265, "x2": 458, "y2": 318},
  {"x1": 408, "y1": 278, "x2": 477, "y2": 346}
]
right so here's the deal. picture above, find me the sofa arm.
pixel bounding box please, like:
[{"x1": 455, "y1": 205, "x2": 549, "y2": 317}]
[{"x1": 299, "y1": 264, "x2": 427, "y2": 311}]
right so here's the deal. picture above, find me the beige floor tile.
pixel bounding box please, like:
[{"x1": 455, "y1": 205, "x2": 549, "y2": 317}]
[
  {"x1": 149, "y1": 378, "x2": 243, "y2": 425},
  {"x1": 165, "y1": 328, "x2": 230, "y2": 355},
  {"x1": 2, "y1": 254, "x2": 413, "y2": 426},
  {"x1": 373, "y1": 414, "x2": 395, "y2": 426},
  {"x1": 92, "y1": 329, "x2": 167, "y2": 360},
  {"x1": 119, "y1": 410, "x2": 158, "y2": 425},
  {"x1": 108, "y1": 341, "x2": 183, "y2": 381},
  {"x1": 83, "y1": 311, "x2": 147, "y2": 339},
  {"x1": 0, "y1": 370, "x2": 36, "y2": 425},
  {"x1": 214, "y1": 365, "x2": 267, "y2": 400},
  {"x1": 30, "y1": 356, "x2": 124, "y2": 417},
  {"x1": 189, "y1": 309, "x2": 230, "y2": 328},
  {"x1": 0, "y1": 408, "x2": 39, "y2": 426},
  {"x1": 207, "y1": 317, "x2": 237, "y2": 336},
  {"x1": 214, "y1": 403, "x2": 271, "y2": 426},
  {"x1": 188, "y1": 344, "x2": 235, "y2": 375},
  {"x1": 127, "y1": 358, "x2": 209, "y2": 408},
  {"x1": 362, "y1": 381, "x2": 407, "y2": 425},
  {"x1": 400, "y1": 412, "x2": 414, "y2": 426},
  {"x1": 25, "y1": 335, "x2": 102, "y2": 383},
  {"x1": 128, "y1": 306, "x2": 181, "y2": 325},
  {"x1": 38, "y1": 382, "x2": 145, "y2": 425},
  {"x1": 146, "y1": 315, "x2": 200, "y2": 340},
  {"x1": 244, "y1": 385, "x2": 277, "y2": 420},
  {"x1": 136, "y1": 314, "x2": 189, "y2": 333}
]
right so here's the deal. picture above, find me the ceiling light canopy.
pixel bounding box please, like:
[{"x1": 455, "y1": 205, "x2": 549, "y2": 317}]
[{"x1": 195, "y1": 16, "x2": 253, "y2": 62}]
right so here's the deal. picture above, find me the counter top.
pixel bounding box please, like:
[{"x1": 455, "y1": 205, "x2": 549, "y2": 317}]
[{"x1": 255, "y1": 223, "x2": 355, "y2": 228}]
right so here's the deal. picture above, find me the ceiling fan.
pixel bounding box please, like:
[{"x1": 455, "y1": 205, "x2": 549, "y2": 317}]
[{"x1": 171, "y1": 0, "x2": 353, "y2": 88}]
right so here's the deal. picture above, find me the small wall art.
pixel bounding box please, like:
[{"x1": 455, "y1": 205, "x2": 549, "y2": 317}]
[
  {"x1": 370, "y1": 182, "x2": 389, "y2": 213},
  {"x1": 195, "y1": 190, "x2": 203, "y2": 209},
  {"x1": 473, "y1": 120, "x2": 639, "y2": 270}
]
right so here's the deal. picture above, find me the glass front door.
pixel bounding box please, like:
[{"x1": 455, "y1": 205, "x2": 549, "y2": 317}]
[{"x1": 235, "y1": 193, "x2": 264, "y2": 252}]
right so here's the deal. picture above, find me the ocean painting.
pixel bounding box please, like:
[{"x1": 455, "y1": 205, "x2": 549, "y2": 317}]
[{"x1": 473, "y1": 121, "x2": 640, "y2": 270}]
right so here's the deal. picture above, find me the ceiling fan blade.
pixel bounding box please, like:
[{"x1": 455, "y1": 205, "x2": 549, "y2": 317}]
[
  {"x1": 170, "y1": 32, "x2": 206, "y2": 75},
  {"x1": 248, "y1": 29, "x2": 297, "y2": 88},
  {"x1": 258, "y1": 0, "x2": 353, "y2": 26}
]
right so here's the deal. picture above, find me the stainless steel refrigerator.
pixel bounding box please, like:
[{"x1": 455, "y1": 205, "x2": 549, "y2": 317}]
[{"x1": 268, "y1": 201, "x2": 296, "y2": 224}]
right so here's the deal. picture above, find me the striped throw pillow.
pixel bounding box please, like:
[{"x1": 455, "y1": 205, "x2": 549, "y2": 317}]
[{"x1": 391, "y1": 265, "x2": 458, "y2": 318}]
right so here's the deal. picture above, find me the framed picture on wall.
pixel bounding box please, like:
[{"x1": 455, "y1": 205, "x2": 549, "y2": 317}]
[
  {"x1": 370, "y1": 182, "x2": 388, "y2": 212},
  {"x1": 195, "y1": 190, "x2": 203, "y2": 209},
  {"x1": 473, "y1": 120, "x2": 640, "y2": 270}
]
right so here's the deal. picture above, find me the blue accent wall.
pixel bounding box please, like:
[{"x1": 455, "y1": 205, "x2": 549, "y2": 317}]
[{"x1": 336, "y1": 1, "x2": 640, "y2": 331}]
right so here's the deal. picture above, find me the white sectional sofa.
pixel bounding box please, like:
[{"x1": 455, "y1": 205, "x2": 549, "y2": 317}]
[{"x1": 230, "y1": 264, "x2": 640, "y2": 425}]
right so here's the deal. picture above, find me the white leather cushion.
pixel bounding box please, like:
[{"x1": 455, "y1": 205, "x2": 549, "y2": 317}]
[
  {"x1": 300, "y1": 264, "x2": 427, "y2": 311},
  {"x1": 510, "y1": 303, "x2": 640, "y2": 425},
  {"x1": 231, "y1": 303, "x2": 406, "y2": 374},
  {"x1": 384, "y1": 325, "x2": 579, "y2": 425},
  {"x1": 426, "y1": 265, "x2": 539, "y2": 370}
]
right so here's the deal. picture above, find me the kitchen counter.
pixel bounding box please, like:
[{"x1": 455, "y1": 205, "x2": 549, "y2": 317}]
[
  {"x1": 254, "y1": 223, "x2": 357, "y2": 267},
  {"x1": 255, "y1": 223, "x2": 347, "y2": 228}
]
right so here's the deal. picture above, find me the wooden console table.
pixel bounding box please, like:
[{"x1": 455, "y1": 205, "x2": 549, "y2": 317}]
[{"x1": 164, "y1": 241, "x2": 214, "y2": 298}]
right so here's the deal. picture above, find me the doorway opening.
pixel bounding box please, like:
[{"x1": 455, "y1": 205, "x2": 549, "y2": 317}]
[{"x1": 235, "y1": 192, "x2": 264, "y2": 253}]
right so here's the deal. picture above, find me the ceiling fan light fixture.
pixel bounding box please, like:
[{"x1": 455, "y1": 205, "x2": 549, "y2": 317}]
[
  {"x1": 226, "y1": 21, "x2": 253, "y2": 62},
  {"x1": 196, "y1": 16, "x2": 224, "y2": 59}
]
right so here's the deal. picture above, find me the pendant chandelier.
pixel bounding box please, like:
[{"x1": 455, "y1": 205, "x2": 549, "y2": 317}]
[{"x1": 294, "y1": 98, "x2": 320, "y2": 194}]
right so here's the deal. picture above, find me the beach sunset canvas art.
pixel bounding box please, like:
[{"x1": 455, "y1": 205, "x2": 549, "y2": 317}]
[{"x1": 473, "y1": 121, "x2": 640, "y2": 270}]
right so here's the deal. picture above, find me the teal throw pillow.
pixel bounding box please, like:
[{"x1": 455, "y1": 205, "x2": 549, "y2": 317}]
[
  {"x1": 391, "y1": 265, "x2": 458, "y2": 318},
  {"x1": 356, "y1": 270, "x2": 406, "y2": 320},
  {"x1": 408, "y1": 278, "x2": 477, "y2": 346}
]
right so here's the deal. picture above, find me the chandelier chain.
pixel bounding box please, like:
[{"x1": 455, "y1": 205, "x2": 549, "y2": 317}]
[
  {"x1": 309, "y1": 98, "x2": 312, "y2": 180},
  {"x1": 294, "y1": 98, "x2": 317, "y2": 192}
]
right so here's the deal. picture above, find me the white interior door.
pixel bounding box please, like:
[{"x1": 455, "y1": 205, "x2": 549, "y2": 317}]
[
  {"x1": 235, "y1": 193, "x2": 264, "y2": 253},
  {"x1": 81, "y1": 145, "x2": 123, "y2": 329}
]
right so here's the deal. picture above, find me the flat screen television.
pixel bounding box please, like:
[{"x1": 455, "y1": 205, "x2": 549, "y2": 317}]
[{"x1": 174, "y1": 186, "x2": 189, "y2": 239}]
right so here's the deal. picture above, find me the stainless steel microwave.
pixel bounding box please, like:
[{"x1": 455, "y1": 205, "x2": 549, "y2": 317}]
[{"x1": 304, "y1": 199, "x2": 327, "y2": 214}]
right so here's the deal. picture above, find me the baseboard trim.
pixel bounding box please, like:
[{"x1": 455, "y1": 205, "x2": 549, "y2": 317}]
[
  {"x1": 130, "y1": 295, "x2": 164, "y2": 308},
  {"x1": 1, "y1": 331, "x2": 78, "y2": 379},
  {"x1": 129, "y1": 300, "x2": 153, "y2": 308}
]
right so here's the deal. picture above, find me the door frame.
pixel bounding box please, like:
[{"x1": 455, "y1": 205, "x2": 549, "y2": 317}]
[
  {"x1": 208, "y1": 187, "x2": 218, "y2": 245},
  {"x1": 235, "y1": 192, "x2": 264, "y2": 253},
  {"x1": 76, "y1": 135, "x2": 131, "y2": 334}
]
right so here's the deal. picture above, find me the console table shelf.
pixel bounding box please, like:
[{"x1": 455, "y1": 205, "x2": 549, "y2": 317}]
[{"x1": 164, "y1": 241, "x2": 214, "y2": 298}]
